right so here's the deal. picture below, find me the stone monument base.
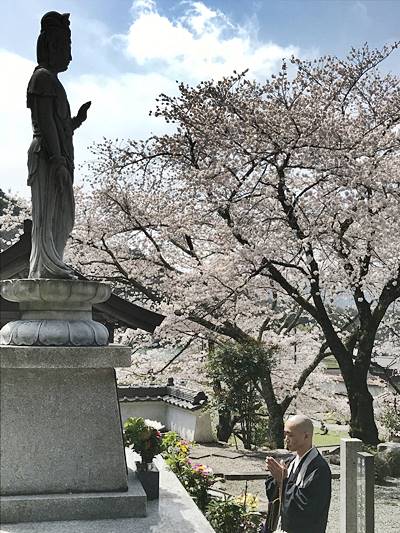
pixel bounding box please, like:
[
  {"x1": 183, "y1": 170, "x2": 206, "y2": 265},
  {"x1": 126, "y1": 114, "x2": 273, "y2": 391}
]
[
  {"x1": 0, "y1": 470, "x2": 147, "y2": 524},
  {"x1": 0, "y1": 469, "x2": 146, "y2": 523},
  {"x1": 0, "y1": 345, "x2": 147, "y2": 523},
  {"x1": 1, "y1": 347, "x2": 130, "y2": 495}
]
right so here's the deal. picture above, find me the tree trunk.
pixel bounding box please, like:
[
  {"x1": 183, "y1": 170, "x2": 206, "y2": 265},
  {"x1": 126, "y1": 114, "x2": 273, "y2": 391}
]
[
  {"x1": 346, "y1": 376, "x2": 379, "y2": 445},
  {"x1": 267, "y1": 404, "x2": 285, "y2": 449},
  {"x1": 216, "y1": 407, "x2": 234, "y2": 442},
  {"x1": 212, "y1": 377, "x2": 235, "y2": 442},
  {"x1": 336, "y1": 344, "x2": 380, "y2": 446},
  {"x1": 258, "y1": 373, "x2": 285, "y2": 449}
]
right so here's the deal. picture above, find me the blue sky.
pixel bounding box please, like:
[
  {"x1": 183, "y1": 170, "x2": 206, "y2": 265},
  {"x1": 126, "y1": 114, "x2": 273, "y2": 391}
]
[{"x1": 1, "y1": 0, "x2": 399, "y2": 197}]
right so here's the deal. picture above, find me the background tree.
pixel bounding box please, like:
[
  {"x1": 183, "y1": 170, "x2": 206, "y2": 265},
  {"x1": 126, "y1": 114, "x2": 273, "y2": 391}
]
[
  {"x1": 72, "y1": 44, "x2": 400, "y2": 445},
  {"x1": 206, "y1": 340, "x2": 275, "y2": 449},
  {"x1": 0, "y1": 189, "x2": 29, "y2": 252}
]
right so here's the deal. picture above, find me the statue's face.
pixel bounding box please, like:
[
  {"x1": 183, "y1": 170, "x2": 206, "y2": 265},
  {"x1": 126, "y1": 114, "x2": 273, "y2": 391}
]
[{"x1": 49, "y1": 33, "x2": 72, "y2": 73}]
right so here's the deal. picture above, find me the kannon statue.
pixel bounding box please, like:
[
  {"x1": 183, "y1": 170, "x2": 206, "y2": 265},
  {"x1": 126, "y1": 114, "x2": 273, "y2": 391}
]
[{"x1": 27, "y1": 11, "x2": 90, "y2": 278}]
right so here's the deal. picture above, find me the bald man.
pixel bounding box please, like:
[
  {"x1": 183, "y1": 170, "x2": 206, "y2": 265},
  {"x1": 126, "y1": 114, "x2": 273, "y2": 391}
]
[{"x1": 263, "y1": 415, "x2": 331, "y2": 533}]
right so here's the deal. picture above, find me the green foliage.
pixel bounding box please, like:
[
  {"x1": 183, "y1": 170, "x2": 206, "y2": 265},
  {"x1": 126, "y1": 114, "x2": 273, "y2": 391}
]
[
  {"x1": 385, "y1": 450, "x2": 400, "y2": 478},
  {"x1": 251, "y1": 413, "x2": 272, "y2": 448},
  {"x1": 161, "y1": 431, "x2": 180, "y2": 452},
  {"x1": 206, "y1": 340, "x2": 277, "y2": 449},
  {"x1": 123, "y1": 417, "x2": 163, "y2": 464},
  {"x1": 162, "y1": 437, "x2": 214, "y2": 512},
  {"x1": 380, "y1": 400, "x2": 400, "y2": 439},
  {"x1": 206, "y1": 497, "x2": 263, "y2": 533},
  {"x1": 373, "y1": 452, "x2": 391, "y2": 484},
  {"x1": 207, "y1": 340, "x2": 277, "y2": 383}
]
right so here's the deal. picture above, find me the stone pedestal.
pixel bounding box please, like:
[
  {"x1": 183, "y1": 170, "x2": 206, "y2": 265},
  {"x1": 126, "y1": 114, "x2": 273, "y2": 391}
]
[
  {"x1": 1, "y1": 347, "x2": 129, "y2": 495},
  {"x1": 0, "y1": 280, "x2": 147, "y2": 523},
  {"x1": 0, "y1": 279, "x2": 110, "y2": 346}
]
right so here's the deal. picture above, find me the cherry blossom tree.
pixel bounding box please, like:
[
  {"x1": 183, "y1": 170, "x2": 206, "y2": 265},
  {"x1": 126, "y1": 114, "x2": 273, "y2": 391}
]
[
  {"x1": 0, "y1": 189, "x2": 29, "y2": 252},
  {"x1": 72, "y1": 43, "x2": 400, "y2": 445},
  {"x1": 0, "y1": 44, "x2": 395, "y2": 445}
]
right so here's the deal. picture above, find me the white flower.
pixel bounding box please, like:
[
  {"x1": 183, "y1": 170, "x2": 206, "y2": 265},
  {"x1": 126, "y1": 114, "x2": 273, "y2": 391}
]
[{"x1": 144, "y1": 419, "x2": 163, "y2": 430}]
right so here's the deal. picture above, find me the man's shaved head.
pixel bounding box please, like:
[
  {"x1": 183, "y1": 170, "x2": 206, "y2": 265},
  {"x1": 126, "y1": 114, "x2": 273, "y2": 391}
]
[
  {"x1": 284, "y1": 415, "x2": 314, "y2": 455},
  {"x1": 287, "y1": 415, "x2": 314, "y2": 436}
]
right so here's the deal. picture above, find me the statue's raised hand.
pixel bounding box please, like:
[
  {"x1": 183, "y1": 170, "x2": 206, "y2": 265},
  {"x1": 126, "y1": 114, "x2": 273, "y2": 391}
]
[{"x1": 76, "y1": 101, "x2": 91, "y2": 125}]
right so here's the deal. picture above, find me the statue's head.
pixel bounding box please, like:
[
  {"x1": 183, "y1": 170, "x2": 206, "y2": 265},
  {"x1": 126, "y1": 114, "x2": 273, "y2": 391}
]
[{"x1": 36, "y1": 11, "x2": 71, "y2": 73}]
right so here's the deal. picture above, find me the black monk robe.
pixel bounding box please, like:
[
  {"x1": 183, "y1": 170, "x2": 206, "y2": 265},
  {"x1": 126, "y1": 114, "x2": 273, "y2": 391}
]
[{"x1": 265, "y1": 448, "x2": 331, "y2": 533}]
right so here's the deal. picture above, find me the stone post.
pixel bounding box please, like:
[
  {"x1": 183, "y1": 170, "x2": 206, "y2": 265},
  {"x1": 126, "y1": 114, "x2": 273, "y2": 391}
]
[
  {"x1": 357, "y1": 452, "x2": 375, "y2": 533},
  {"x1": 340, "y1": 437, "x2": 362, "y2": 533}
]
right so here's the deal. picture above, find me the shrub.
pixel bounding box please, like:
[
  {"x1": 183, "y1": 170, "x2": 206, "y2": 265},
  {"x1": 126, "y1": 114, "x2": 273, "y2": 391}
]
[
  {"x1": 206, "y1": 496, "x2": 263, "y2": 533},
  {"x1": 386, "y1": 449, "x2": 400, "y2": 478},
  {"x1": 380, "y1": 400, "x2": 400, "y2": 440},
  {"x1": 162, "y1": 436, "x2": 214, "y2": 512},
  {"x1": 374, "y1": 452, "x2": 391, "y2": 484},
  {"x1": 182, "y1": 461, "x2": 214, "y2": 512},
  {"x1": 206, "y1": 498, "x2": 244, "y2": 532}
]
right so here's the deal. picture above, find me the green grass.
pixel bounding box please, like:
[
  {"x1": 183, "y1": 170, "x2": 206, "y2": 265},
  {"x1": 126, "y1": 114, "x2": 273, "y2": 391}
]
[
  {"x1": 313, "y1": 430, "x2": 348, "y2": 447},
  {"x1": 227, "y1": 430, "x2": 348, "y2": 449},
  {"x1": 323, "y1": 356, "x2": 340, "y2": 370}
]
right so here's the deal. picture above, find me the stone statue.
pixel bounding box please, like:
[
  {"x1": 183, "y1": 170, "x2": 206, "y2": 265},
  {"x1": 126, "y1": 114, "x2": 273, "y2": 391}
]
[{"x1": 27, "y1": 11, "x2": 91, "y2": 279}]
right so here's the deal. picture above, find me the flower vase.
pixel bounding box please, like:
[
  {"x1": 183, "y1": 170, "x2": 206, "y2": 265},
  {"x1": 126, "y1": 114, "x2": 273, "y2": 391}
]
[{"x1": 135, "y1": 460, "x2": 159, "y2": 500}]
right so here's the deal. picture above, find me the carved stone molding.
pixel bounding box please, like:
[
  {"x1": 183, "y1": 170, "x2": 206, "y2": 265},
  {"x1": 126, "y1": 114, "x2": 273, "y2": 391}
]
[{"x1": 0, "y1": 279, "x2": 111, "y2": 346}]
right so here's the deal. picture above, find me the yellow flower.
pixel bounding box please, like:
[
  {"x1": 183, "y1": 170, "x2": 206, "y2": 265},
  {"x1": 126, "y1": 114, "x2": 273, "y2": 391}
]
[{"x1": 235, "y1": 493, "x2": 259, "y2": 511}]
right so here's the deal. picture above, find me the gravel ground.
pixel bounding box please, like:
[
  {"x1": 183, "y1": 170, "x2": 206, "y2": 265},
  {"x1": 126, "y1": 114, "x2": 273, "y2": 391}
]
[{"x1": 190, "y1": 446, "x2": 400, "y2": 532}]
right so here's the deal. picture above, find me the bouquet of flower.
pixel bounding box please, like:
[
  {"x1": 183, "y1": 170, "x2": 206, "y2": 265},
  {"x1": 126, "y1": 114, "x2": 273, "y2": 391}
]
[{"x1": 123, "y1": 417, "x2": 163, "y2": 466}]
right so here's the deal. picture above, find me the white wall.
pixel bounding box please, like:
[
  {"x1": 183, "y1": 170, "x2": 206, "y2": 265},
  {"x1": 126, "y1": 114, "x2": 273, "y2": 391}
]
[
  {"x1": 119, "y1": 401, "x2": 215, "y2": 443},
  {"x1": 119, "y1": 401, "x2": 167, "y2": 426}
]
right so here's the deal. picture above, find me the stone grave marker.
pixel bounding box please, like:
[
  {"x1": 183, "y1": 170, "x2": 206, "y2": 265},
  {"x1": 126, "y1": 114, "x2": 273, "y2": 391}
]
[
  {"x1": 340, "y1": 438, "x2": 375, "y2": 533},
  {"x1": 357, "y1": 451, "x2": 375, "y2": 533}
]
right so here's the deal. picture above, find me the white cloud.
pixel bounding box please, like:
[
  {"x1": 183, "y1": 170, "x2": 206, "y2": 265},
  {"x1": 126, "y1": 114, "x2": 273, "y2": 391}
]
[
  {"x1": 0, "y1": 1, "x2": 300, "y2": 197},
  {"x1": 66, "y1": 71, "x2": 176, "y2": 174},
  {"x1": 0, "y1": 50, "x2": 34, "y2": 197},
  {"x1": 125, "y1": 1, "x2": 299, "y2": 81}
]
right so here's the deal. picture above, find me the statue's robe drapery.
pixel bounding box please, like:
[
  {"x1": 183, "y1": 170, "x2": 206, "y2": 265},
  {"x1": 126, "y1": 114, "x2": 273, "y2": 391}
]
[
  {"x1": 27, "y1": 66, "x2": 75, "y2": 279},
  {"x1": 264, "y1": 448, "x2": 332, "y2": 533}
]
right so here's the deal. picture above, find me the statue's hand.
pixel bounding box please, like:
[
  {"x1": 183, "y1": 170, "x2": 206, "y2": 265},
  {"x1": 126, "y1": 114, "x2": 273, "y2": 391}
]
[{"x1": 76, "y1": 101, "x2": 91, "y2": 124}]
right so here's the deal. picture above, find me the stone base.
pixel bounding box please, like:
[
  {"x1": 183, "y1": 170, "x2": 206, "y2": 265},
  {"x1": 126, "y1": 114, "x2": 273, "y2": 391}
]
[
  {"x1": 0, "y1": 470, "x2": 147, "y2": 523},
  {"x1": 0, "y1": 346, "x2": 131, "y2": 496},
  {"x1": 0, "y1": 279, "x2": 111, "y2": 346}
]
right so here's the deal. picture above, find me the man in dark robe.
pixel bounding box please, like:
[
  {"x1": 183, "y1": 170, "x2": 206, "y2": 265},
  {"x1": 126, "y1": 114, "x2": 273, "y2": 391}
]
[{"x1": 264, "y1": 415, "x2": 331, "y2": 533}]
